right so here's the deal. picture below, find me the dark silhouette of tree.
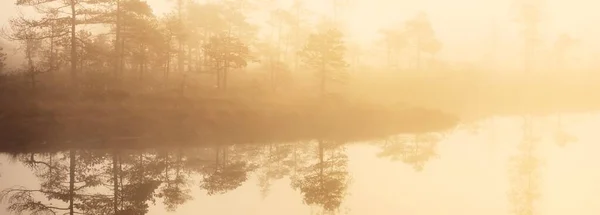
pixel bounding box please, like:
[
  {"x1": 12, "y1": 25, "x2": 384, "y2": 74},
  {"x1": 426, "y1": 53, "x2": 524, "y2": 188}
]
[
  {"x1": 115, "y1": 0, "x2": 157, "y2": 81},
  {"x1": 269, "y1": 8, "x2": 296, "y2": 63},
  {"x1": 299, "y1": 27, "x2": 348, "y2": 96},
  {"x1": 200, "y1": 146, "x2": 252, "y2": 195},
  {"x1": 0, "y1": 150, "x2": 105, "y2": 215},
  {"x1": 75, "y1": 31, "x2": 114, "y2": 89},
  {"x1": 256, "y1": 143, "x2": 294, "y2": 198},
  {"x1": 220, "y1": 0, "x2": 259, "y2": 41},
  {"x1": 185, "y1": 2, "x2": 226, "y2": 73},
  {"x1": 291, "y1": 140, "x2": 350, "y2": 212},
  {"x1": 255, "y1": 41, "x2": 290, "y2": 91},
  {"x1": 14, "y1": 0, "x2": 106, "y2": 84},
  {"x1": 81, "y1": 149, "x2": 194, "y2": 214},
  {"x1": 159, "y1": 14, "x2": 179, "y2": 79},
  {"x1": 156, "y1": 149, "x2": 192, "y2": 212},
  {"x1": 203, "y1": 33, "x2": 251, "y2": 90},
  {"x1": 1, "y1": 149, "x2": 207, "y2": 215},
  {"x1": 378, "y1": 27, "x2": 407, "y2": 69},
  {"x1": 184, "y1": 1, "x2": 257, "y2": 81},
  {"x1": 4, "y1": 12, "x2": 66, "y2": 88},
  {"x1": 166, "y1": 0, "x2": 189, "y2": 78},
  {"x1": 107, "y1": 150, "x2": 164, "y2": 215},
  {"x1": 377, "y1": 133, "x2": 440, "y2": 171},
  {"x1": 122, "y1": 152, "x2": 165, "y2": 214},
  {"x1": 284, "y1": 0, "x2": 312, "y2": 72},
  {"x1": 21, "y1": 36, "x2": 44, "y2": 89},
  {"x1": 404, "y1": 12, "x2": 440, "y2": 72},
  {"x1": 263, "y1": 8, "x2": 286, "y2": 90}
]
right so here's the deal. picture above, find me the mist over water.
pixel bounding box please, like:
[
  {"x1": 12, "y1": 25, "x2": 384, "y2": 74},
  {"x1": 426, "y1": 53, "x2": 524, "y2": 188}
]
[
  {"x1": 1, "y1": 0, "x2": 600, "y2": 214},
  {"x1": 2, "y1": 114, "x2": 600, "y2": 215}
]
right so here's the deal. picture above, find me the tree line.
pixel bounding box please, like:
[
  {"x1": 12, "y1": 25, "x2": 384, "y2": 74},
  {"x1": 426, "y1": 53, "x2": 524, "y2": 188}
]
[
  {"x1": 0, "y1": 0, "x2": 452, "y2": 97},
  {"x1": 0, "y1": 0, "x2": 585, "y2": 99},
  {"x1": 0, "y1": 0, "x2": 344, "y2": 95}
]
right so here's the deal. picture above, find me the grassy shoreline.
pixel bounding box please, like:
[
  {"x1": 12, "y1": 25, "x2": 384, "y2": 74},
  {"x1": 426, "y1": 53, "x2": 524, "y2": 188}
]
[
  {"x1": 0, "y1": 87, "x2": 459, "y2": 152},
  {"x1": 3, "y1": 69, "x2": 599, "y2": 153}
]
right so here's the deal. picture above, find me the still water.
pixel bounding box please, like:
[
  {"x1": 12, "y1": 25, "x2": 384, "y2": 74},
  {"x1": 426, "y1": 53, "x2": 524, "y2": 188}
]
[{"x1": 1, "y1": 114, "x2": 599, "y2": 215}]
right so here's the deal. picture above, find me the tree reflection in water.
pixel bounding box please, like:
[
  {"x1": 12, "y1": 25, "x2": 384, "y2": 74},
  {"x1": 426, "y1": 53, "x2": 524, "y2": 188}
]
[
  {"x1": 256, "y1": 143, "x2": 296, "y2": 199},
  {"x1": 0, "y1": 115, "x2": 581, "y2": 215},
  {"x1": 508, "y1": 117, "x2": 543, "y2": 215},
  {"x1": 0, "y1": 134, "x2": 453, "y2": 215},
  {"x1": 0, "y1": 150, "x2": 104, "y2": 215},
  {"x1": 376, "y1": 133, "x2": 441, "y2": 171},
  {"x1": 200, "y1": 145, "x2": 256, "y2": 195},
  {"x1": 290, "y1": 140, "x2": 350, "y2": 213}
]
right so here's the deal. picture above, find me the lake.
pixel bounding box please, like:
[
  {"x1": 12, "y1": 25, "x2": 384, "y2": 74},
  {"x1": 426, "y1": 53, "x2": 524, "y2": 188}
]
[{"x1": 1, "y1": 113, "x2": 599, "y2": 215}]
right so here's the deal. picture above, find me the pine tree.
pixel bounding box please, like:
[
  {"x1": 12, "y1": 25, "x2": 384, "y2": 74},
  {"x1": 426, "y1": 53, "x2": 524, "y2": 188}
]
[{"x1": 299, "y1": 27, "x2": 348, "y2": 95}]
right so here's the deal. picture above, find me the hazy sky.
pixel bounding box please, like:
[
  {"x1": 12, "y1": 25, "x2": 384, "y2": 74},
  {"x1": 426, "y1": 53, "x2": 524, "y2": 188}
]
[{"x1": 1, "y1": 0, "x2": 599, "y2": 67}]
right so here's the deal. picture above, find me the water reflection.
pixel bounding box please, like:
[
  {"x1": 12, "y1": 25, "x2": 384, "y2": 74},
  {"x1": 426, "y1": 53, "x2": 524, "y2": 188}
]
[
  {"x1": 256, "y1": 143, "x2": 307, "y2": 199},
  {"x1": 2, "y1": 114, "x2": 600, "y2": 215},
  {"x1": 200, "y1": 146, "x2": 254, "y2": 196},
  {"x1": 291, "y1": 140, "x2": 349, "y2": 213},
  {"x1": 508, "y1": 117, "x2": 543, "y2": 215},
  {"x1": 377, "y1": 133, "x2": 441, "y2": 171},
  {"x1": 553, "y1": 115, "x2": 578, "y2": 147}
]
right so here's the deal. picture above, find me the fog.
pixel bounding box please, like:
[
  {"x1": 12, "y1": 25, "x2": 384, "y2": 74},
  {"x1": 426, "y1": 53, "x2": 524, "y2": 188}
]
[
  {"x1": 2, "y1": 0, "x2": 600, "y2": 70},
  {"x1": 0, "y1": 1, "x2": 600, "y2": 214}
]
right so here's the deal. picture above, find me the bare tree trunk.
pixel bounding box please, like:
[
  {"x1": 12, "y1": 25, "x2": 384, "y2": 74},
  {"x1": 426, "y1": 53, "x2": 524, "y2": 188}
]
[
  {"x1": 70, "y1": 0, "x2": 77, "y2": 86},
  {"x1": 112, "y1": 151, "x2": 119, "y2": 214},
  {"x1": 26, "y1": 41, "x2": 35, "y2": 89},
  {"x1": 118, "y1": 156, "x2": 123, "y2": 210},
  {"x1": 120, "y1": 38, "x2": 126, "y2": 81},
  {"x1": 114, "y1": 0, "x2": 121, "y2": 80},
  {"x1": 222, "y1": 28, "x2": 232, "y2": 91},
  {"x1": 49, "y1": 26, "x2": 56, "y2": 81},
  {"x1": 177, "y1": 0, "x2": 184, "y2": 77},
  {"x1": 69, "y1": 149, "x2": 75, "y2": 215}
]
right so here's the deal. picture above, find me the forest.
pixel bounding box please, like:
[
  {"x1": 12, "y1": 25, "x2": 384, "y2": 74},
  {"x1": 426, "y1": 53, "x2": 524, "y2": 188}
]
[
  {"x1": 0, "y1": 0, "x2": 598, "y2": 148},
  {"x1": 1, "y1": 0, "x2": 597, "y2": 214},
  {"x1": 0, "y1": 0, "x2": 464, "y2": 151}
]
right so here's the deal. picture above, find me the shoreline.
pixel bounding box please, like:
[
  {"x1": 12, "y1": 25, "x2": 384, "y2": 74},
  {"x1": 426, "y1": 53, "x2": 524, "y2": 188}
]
[{"x1": 0, "y1": 92, "x2": 459, "y2": 153}]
